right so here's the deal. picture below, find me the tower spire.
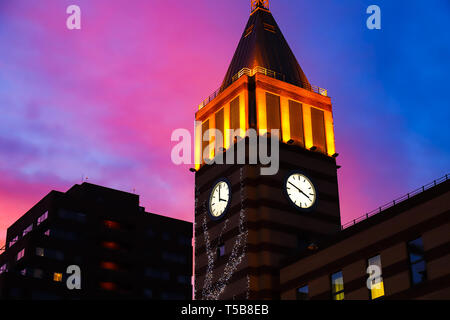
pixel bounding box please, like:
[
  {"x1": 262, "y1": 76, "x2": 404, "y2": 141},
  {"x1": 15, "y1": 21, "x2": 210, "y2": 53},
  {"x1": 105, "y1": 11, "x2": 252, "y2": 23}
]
[{"x1": 251, "y1": 0, "x2": 269, "y2": 12}]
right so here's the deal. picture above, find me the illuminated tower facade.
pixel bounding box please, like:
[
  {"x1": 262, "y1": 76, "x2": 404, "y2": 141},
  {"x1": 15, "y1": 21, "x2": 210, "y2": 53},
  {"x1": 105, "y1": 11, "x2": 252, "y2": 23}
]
[{"x1": 194, "y1": 1, "x2": 341, "y2": 300}]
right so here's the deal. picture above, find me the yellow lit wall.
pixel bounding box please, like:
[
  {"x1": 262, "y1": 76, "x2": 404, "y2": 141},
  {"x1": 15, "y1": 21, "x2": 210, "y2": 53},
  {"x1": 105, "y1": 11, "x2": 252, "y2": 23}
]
[
  {"x1": 256, "y1": 88, "x2": 267, "y2": 135},
  {"x1": 195, "y1": 89, "x2": 247, "y2": 169},
  {"x1": 302, "y1": 104, "x2": 314, "y2": 150},
  {"x1": 195, "y1": 120, "x2": 202, "y2": 170},
  {"x1": 280, "y1": 96, "x2": 291, "y2": 143},
  {"x1": 324, "y1": 110, "x2": 336, "y2": 156}
]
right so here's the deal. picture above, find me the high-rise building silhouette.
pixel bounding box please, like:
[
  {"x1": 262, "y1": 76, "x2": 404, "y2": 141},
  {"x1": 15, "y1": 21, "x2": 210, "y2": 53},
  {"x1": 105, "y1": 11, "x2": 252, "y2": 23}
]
[{"x1": 0, "y1": 183, "x2": 192, "y2": 300}]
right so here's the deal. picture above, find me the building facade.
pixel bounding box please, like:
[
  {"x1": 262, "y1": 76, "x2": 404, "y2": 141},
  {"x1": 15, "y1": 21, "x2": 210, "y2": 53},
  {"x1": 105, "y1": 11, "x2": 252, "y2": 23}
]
[
  {"x1": 0, "y1": 183, "x2": 192, "y2": 300},
  {"x1": 281, "y1": 177, "x2": 450, "y2": 300}
]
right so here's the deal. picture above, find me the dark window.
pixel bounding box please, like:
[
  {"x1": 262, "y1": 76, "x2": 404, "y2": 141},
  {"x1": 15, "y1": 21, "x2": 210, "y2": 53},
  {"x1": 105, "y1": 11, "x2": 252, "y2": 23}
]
[
  {"x1": 58, "y1": 209, "x2": 86, "y2": 223},
  {"x1": 331, "y1": 271, "x2": 344, "y2": 300},
  {"x1": 297, "y1": 236, "x2": 309, "y2": 251},
  {"x1": 311, "y1": 107, "x2": 327, "y2": 153},
  {"x1": 289, "y1": 100, "x2": 304, "y2": 146},
  {"x1": 296, "y1": 285, "x2": 309, "y2": 300},
  {"x1": 145, "y1": 268, "x2": 170, "y2": 280},
  {"x1": 163, "y1": 252, "x2": 186, "y2": 264},
  {"x1": 177, "y1": 275, "x2": 190, "y2": 284},
  {"x1": 407, "y1": 237, "x2": 427, "y2": 285},
  {"x1": 178, "y1": 235, "x2": 191, "y2": 246},
  {"x1": 217, "y1": 243, "x2": 225, "y2": 258},
  {"x1": 162, "y1": 232, "x2": 171, "y2": 241},
  {"x1": 161, "y1": 292, "x2": 185, "y2": 300},
  {"x1": 143, "y1": 289, "x2": 153, "y2": 298},
  {"x1": 265, "y1": 93, "x2": 281, "y2": 138}
]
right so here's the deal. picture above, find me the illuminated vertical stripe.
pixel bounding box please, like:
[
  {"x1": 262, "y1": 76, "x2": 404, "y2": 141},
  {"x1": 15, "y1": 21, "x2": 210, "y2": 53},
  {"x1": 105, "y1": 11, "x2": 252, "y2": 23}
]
[
  {"x1": 256, "y1": 88, "x2": 267, "y2": 135},
  {"x1": 324, "y1": 110, "x2": 336, "y2": 156},
  {"x1": 239, "y1": 93, "x2": 246, "y2": 137},
  {"x1": 209, "y1": 115, "x2": 215, "y2": 160},
  {"x1": 194, "y1": 120, "x2": 202, "y2": 170},
  {"x1": 303, "y1": 104, "x2": 313, "y2": 149},
  {"x1": 224, "y1": 102, "x2": 230, "y2": 149},
  {"x1": 280, "y1": 96, "x2": 290, "y2": 143}
]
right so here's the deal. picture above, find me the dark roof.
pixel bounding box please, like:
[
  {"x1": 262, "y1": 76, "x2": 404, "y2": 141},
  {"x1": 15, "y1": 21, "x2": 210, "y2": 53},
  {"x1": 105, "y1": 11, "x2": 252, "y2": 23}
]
[{"x1": 221, "y1": 7, "x2": 310, "y2": 90}]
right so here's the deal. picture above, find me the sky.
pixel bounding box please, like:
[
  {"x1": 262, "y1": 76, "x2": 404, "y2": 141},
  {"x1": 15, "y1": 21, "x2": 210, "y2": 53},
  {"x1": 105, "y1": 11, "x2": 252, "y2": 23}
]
[{"x1": 0, "y1": 0, "x2": 449, "y2": 244}]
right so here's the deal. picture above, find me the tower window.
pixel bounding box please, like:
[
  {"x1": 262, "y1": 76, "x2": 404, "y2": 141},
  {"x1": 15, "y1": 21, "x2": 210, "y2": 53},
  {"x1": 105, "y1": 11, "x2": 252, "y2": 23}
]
[
  {"x1": 265, "y1": 93, "x2": 281, "y2": 138},
  {"x1": 296, "y1": 285, "x2": 309, "y2": 300},
  {"x1": 263, "y1": 23, "x2": 276, "y2": 33},
  {"x1": 331, "y1": 271, "x2": 344, "y2": 300},
  {"x1": 368, "y1": 255, "x2": 385, "y2": 299},
  {"x1": 311, "y1": 107, "x2": 327, "y2": 153},
  {"x1": 288, "y1": 100, "x2": 305, "y2": 146},
  {"x1": 244, "y1": 25, "x2": 254, "y2": 38},
  {"x1": 407, "y1": 237, "x2": 427, "y2": 285}
]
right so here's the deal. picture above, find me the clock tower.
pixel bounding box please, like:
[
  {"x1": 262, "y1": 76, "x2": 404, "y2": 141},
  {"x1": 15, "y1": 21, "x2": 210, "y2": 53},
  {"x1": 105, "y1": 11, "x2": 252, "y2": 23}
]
[{"x1": 194, "y1": 1, "x2": 341, "y2": 300}]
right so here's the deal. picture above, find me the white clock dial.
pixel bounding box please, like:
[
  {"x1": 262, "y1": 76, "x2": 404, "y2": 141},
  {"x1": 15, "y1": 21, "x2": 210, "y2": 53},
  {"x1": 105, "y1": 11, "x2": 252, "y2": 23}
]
[
  {"x1": 209, "y1": 180, "x2": 231, "y2": 219},
  {"x1": 285, "y1": 173, "x2": 316, "y2": 209}
]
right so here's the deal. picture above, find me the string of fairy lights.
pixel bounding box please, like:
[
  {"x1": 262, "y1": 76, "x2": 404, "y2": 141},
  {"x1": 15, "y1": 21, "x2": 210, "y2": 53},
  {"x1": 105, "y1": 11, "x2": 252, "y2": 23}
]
[{"x1": 200, "y1": 167, "x2": 249, "y2": 300}]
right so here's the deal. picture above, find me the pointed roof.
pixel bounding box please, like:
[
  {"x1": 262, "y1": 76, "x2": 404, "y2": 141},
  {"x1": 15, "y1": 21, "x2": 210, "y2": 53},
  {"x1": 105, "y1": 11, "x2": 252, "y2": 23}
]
[{"x1": 221, "y1": 5, "x2": 310, "y2": 90}]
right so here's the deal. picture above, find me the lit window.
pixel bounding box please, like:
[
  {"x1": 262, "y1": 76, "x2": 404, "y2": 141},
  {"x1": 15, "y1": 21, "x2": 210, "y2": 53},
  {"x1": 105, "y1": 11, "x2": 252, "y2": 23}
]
[
  {"x1": 23, "y1": 224, "x2": 33, "y2": 237},
  {"x1": 16, "y1": 249, "x2": 25, "y2": 261},
  {"x1": 36, "y1": 247, "x2": 45, "y2": 257},
  {"x1": 20, "y1": 268, "x2": 27, "y2": 276},
  {"x1": 37, "y1": 211, "x2": 48, "y2": 225},
  {"x1": 44, "y1": 229, "x2": 50, "y2": 236},
  {"x1": 407, "y1": 237, "x2": 427, "y2": 285},
  {"x1": 103, "y1": 220, "x2": 121, "y2": 230},
  {"x1": 100, "y1": 261, "x2": 119, "y2": 271},
  {"x1": 296, "y1": 285, "x2": 309, "y2": 300},
  {"x1": 9, "y1": 236, "x2": 18, "y2": 248},
  {"x1": 99, "y1": 282, "x2": 117, "y2": 291},
  {"x1": 368, "y1": 255, "x2": 385, "y2": 299},
  {"x1": 0, "y1": 264, "x2": 8, "y2": 274},
  {"x1": 102, "y1": 241, "x2": 120, "y2": 250},
  {"x1": 331, "y1": 271, "x2": 344, "y2": 300},
  {"x1": 53, "y1": 272, "x2": 63, "y2": 282}
]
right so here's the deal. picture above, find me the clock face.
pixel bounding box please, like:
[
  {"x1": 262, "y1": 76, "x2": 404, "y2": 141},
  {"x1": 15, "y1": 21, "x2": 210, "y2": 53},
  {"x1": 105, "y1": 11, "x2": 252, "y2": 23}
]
[
  {"x1": 208, "y1": 179, "x2": 231, "y2": 220},
  {"x1": 285, "y1": 173, "x2": 317, "y2": 209}
]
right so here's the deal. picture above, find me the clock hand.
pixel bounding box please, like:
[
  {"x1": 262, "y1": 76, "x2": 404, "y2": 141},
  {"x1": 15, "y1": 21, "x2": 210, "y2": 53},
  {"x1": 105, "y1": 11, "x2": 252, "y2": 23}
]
[{"x1": 288, "y1": 182, "x2": 310, "y2": 200}]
